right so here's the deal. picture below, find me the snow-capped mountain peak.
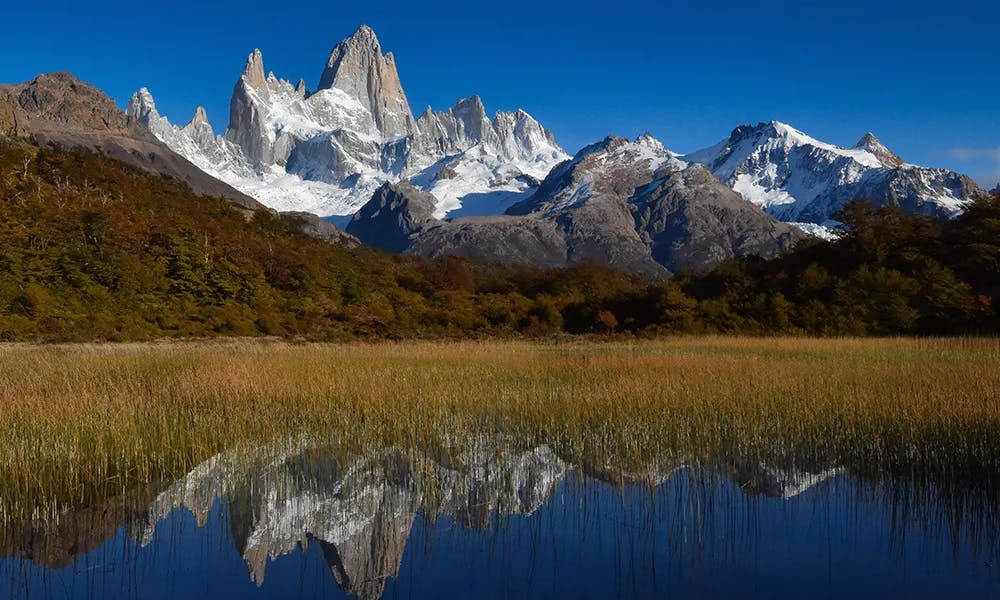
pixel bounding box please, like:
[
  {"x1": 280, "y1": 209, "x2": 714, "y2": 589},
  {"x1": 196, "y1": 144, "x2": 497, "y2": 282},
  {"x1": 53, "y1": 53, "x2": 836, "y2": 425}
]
[
  {"x1": 684, "y1": 121, "x2": 982, "y2": 223},
  {"x1": 126, "y1": 87, "x2": 166, "y2": 130},
  {"x1": 853, "y1": 132, "x2": 903, "y2": 168},
  {"x1": 132, "y1": 26, "x2": 567, "y2": 218}
]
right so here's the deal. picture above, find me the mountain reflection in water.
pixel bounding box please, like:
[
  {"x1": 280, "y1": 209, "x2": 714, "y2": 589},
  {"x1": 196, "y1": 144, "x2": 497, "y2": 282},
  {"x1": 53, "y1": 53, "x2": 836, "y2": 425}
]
[{"x1": 2, "y1": 441, "x2": 999, "y2": 599}]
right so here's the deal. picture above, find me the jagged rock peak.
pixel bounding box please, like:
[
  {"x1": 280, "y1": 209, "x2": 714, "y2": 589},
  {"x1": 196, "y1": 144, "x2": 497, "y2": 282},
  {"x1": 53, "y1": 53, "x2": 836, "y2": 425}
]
[
  {"x1": 854, "y1": 132, "x2": 903, "y2": 167},
  {"x1": 187, "y1": 106, "x2": 209, "y2": 128},
  {"x1": 317, "y1": 25, "x2": 415, "y2": 138},
  {"x1": 456, "y1": 95, "x2": 486, "y2": 115},
  {"x1": 295, "y1": 78, "x2": 307, "y2": 95},
  {"x1": 242, "y1": 49, "x2": 267, "y2": 88},
  {"x1": 126, "y1": 87, "x2": 160, "y2": 123},
  {"x1": 345, "y1": 24, "x2": 380, "y2": 50}
]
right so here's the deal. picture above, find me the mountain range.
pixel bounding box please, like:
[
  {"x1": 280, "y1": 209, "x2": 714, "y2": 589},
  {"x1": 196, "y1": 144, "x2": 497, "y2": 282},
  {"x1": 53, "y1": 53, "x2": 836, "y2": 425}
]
[
  {"x1": 683, "y1": 121, "x2": 982, "y2": 224},
  {"x1": 347, "y1": 135, "x2": 804, "y2": 276},
  {"x1": 120, "y1": 25, "x2": 986, "y2": 275},
  {"x1": 127, "y1": 25, "x2": 567, "y2": 220},
  {"x1": 1, "y1": 24, "x2": 987, "y2": 278}
]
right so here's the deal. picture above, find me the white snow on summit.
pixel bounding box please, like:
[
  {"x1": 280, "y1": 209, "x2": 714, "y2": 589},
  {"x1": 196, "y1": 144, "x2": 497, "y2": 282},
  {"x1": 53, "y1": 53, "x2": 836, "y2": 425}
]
[
  {"x1": 128, "y1": 27, "x2": 567, "y2": 219},
  {"x1": 684, "y1": 121, "x2": 983, "y2": 223}
]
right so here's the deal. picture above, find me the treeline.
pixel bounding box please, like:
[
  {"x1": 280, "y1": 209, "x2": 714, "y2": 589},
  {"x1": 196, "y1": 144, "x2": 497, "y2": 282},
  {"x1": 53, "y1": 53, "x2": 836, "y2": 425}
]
[
  {"x1": 0, "y1": 141, "x2": 996, "y2": 341},
  {"x1": 597, "y1": 197, "x2": 1000, "y2": 336}
]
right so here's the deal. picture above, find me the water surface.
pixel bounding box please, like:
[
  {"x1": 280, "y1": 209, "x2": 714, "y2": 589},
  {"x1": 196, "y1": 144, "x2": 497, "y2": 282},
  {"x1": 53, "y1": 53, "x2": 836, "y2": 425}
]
[{"x1": 3, "y1": 443, "x2": 998, "y2": 599}]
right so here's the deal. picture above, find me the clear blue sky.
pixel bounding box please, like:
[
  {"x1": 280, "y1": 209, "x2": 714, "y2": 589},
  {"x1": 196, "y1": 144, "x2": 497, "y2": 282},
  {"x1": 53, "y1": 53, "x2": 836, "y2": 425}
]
[{"x1": 3, "y1": 0, "x2": 998, "y2": 186}]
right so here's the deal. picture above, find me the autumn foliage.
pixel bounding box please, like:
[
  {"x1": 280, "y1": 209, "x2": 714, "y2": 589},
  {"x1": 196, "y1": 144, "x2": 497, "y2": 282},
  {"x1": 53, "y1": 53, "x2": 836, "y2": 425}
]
[{"x1": 0, "y1": 140, "x2": 997, "y2": 341}]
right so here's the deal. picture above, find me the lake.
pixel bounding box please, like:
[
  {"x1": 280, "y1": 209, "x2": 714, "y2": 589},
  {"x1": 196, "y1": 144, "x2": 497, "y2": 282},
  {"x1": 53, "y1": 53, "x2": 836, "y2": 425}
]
[{"x1": 3, "y1": 441, "x2": 998, "y2": 599}]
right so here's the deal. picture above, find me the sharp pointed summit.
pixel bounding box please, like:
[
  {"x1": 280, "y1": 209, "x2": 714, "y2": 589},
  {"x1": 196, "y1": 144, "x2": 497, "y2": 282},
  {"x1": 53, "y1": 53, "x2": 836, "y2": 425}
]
[
  {"x1": 126, "y1": 87, "x2": 161, "y2": 126},
  {"x1": 129, "y1": 24, "x2": 567, "y2": 217},
  {"x1": 317, "y1": 25, "x2": 415, "y2": 138},
  {"x1": 241, "y1": 49, "x2": 267, "y2": 89},
  {"x1": 854, "y1": 132, "x2": 903, "y2": 168},
  {"x1": 187, "y1": 106, "x2": 209, "y2": 128}
]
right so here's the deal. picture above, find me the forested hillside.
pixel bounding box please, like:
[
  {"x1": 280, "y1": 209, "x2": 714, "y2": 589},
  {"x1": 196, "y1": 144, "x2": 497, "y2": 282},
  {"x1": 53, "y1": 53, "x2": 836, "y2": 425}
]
[{"x1": 0, "y1": 141, "x2": 996, "y2": 341}]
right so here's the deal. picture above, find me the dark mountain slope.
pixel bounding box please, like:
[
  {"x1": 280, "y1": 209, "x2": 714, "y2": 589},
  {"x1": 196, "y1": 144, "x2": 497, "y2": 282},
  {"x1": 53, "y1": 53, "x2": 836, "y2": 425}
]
[{"x1": 0, "y1": 72, "x2": 262, "y2": 213}]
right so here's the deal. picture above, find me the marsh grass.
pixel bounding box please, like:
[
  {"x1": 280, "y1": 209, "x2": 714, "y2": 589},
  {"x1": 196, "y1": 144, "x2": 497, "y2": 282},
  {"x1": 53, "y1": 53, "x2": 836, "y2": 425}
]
[{"x1": 1, "y1": 337, "x2": 998, "y2": 522}]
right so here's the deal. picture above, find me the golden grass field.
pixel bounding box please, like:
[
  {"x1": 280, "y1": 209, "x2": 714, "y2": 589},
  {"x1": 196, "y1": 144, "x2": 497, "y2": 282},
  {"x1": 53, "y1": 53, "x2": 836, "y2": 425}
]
[{"x1": 1, "y1": 337, "x2": 998, "y2": 520}]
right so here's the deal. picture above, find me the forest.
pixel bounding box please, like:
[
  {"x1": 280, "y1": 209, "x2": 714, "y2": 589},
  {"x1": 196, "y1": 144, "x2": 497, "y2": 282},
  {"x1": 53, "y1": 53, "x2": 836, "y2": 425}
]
[{"x1": 0, "y1": 139, "x2": 997, "y2": 341}]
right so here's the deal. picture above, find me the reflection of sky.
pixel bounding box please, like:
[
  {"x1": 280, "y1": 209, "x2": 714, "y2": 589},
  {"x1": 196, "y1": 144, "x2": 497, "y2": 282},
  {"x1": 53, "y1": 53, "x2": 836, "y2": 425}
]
[{"x1": 3, "y1": 471, "x2": 998, "y2": 599}]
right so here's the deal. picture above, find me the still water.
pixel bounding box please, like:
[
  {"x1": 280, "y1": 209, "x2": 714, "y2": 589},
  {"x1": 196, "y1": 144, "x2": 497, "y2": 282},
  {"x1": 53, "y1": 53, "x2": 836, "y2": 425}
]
[{"x1": 2, "y1": 443, "x2": 998, "y2": 599}]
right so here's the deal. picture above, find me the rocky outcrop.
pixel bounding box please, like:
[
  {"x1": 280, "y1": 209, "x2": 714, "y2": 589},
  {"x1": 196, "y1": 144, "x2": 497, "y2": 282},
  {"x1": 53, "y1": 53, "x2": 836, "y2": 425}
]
[
  {"x1": 346, "y1": 182, "x2": 438, "y2": 252},
  {"x1": 347, "y1": 181, "x2": 569, "y2": 268},
  {"x1": 409, "y1": 216, "x2": 569, "y2": 268},
  {"x1": 0, "y1": 102, "x2": 16, "y2": 136},
  {"x1": 0, "y1": 72, "x2": 262, "y2": 214},
  {"x1": 633, "y1": 164, "x2": 803, "y2": 273},
  {"x1": 278, "y1": 212, "x2": 361, "y2": 247}
]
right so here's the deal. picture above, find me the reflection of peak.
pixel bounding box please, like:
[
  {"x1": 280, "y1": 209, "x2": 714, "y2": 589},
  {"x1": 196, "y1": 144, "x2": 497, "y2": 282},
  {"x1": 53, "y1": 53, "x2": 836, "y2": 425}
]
[
  {"x1": 132, "y1": 442, "x2": 569, "y2": 596},
  {"x1": 731, "y1": 462, "x2": 842, "y2": 499},
  {"x1": 317, "y1": 504, "x2": 415, "y2": 600}
]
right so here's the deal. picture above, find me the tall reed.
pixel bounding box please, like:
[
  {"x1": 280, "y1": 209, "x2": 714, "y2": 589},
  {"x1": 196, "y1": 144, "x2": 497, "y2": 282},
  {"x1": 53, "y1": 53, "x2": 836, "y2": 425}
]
[{"x1": 0, "y1": 337, "x2": 997, "y2": 521}]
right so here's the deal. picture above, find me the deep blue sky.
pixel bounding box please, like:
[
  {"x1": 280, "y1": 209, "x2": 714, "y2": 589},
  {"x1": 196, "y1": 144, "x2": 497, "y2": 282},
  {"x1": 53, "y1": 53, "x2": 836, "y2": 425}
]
[{"x1": 3, "y1": 0, "x2": 998, "y2": 185}]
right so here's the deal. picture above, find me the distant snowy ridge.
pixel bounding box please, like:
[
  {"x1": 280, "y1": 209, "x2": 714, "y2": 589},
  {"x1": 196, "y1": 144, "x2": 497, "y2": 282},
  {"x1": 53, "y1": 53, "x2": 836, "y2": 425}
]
[
  {"x1": 684, "y1": 121, "x2": 983, "y2": 223},
  {"x1": 128, "y1": 25, "x2": 567, "y2": 218}
]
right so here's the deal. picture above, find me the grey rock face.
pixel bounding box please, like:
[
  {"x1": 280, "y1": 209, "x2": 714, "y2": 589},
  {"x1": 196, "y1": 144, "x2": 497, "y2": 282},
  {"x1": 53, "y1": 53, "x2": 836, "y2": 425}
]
[
  {"x1": 317, "y1": 24, "x2": 415, "y2": 139},
  {"x1": 409, "y1": 217, "x2": 569, "y2": 268},
  {"x1": 225, "y1": 50, "x2": 275, "y2": 169},
  {"x1": 633, "y1": 165, "x2": 803, "y2": 273},
  {"x1": 413, "y1": 96, "x2": 492, "y2": 156},
  {"x1": 278, "y1": 212, "x2": 361, "y2": 247},
  {"x1": 1, "y1": 72, "x2": 262, "y2": 213}
]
